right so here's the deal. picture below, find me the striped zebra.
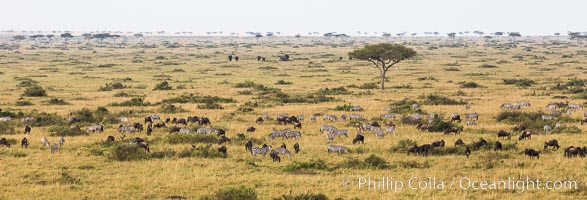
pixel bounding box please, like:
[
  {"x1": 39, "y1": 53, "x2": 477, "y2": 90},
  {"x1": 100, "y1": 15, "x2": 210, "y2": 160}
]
[
  {"x1": 252, "y1": 144, "x2": 272, "y2": 156},
  {"x1": 500, "y1": 103, "x2": 513, "y2": 109},
  {"x1": 323, "y1": 114, "x2": 338, "y2": 122},
  {"x1": 555, "y1": 122, "x2": 561, "y2": 129},
  {"x1": 512, "y1": 103, "x2": 521, "y2": 109},
  {"x1": 86, "y1": 125, "x2": 104, "y2": 133},
  {"x1": 117, "y1": 125, "x2": 136, "y2": 134},
  {"x1": 21, "y1": 117, "x2": 35, "y2": 123},
  {"x1": 41, "y1": 136, "x2": 50, "y2": 147},
  {"x1": 269, "y1": 128, "x2": 290, "y2": 139},
  {"x1": 465, "y1": 112, "x2": 479, "y2": 121},
  {"x1": 374, "y1": 128, "x2": 385, "y2": 138},
  {"x1": 541, "y1": 115, "x2": 553, "y2": 121},
  {"x1": 120, "y1": 117, "x2": 129, "y2": 123},
  {"x1": 362, "y1": 123, "x2": 372, "y2": 131},
  {"x1": 196, "y1": 127, "x2": 217, "y2": 134},
  {"x1": 58, "y1": 136, "x2": 65, "y2": 147},
  {"x1": 51, "y1": 143, "x2": 58, "y2": 154},
  {"x1": 329, "y1": 129, "x2": 349, "y2": 137},
  {"x1": 284, "y1": 131, "x2": 302, "y2": 139},
  {"x1": 349, "y1": 106, "x2": 363, "y2": 111},
  {"x1": 569, "y1": 104, "x2": 583, "y2": 110},
  {"x1": 320, "y1": 125, "x2": 336, "y2": 133},
  {"x1": 544, "y1": 125, "x2": 552, "y2": 133},
  {"x1": 584, "y1": 112, "x2": 587, "y2": 117},
  {"x1": 385, "y1": 126, "x2": 396, "y2": 136},
  {"x1": 546, "y1": 104, "x2": 558, "y2": 110},
  {"x1": 310, "y1": 115, "x2": 317, "y2": 122},
  {"x1": 297, "y1": 115, "x2": 304, "y2": 121},
  {"x1": 147, "y1": 115, "x2": 161, "y2": 121},
  {"x1": 349, "y1": 114, "x2": 366, "y2": 121},
  {"x1": 412, "y1": 103, "x2": 420, "y2": 110},
  {"x1": 341, "y1": 114, "x2": 348, "y2": 120},
  {"x1": 179, "y1": 128, "x2": 192, "y2": 134},
  {"x1": 466, "y1": 119, "x2": 476, "y2": 126},
  {"x1": 380, "y1": 113, "x2": 396, "y2": 120},
  {"x1": 273, "y1": 147, "x2": 291, "y2": 158},
  {"x1": 327, "y1": 144, "x2": 349, "y2": 154},
  {"x1": 326, "y1": 131, "x2": 336, "y2": 141},
  {"x1": 519, "y1": 101, "x2": 531, "y2": 107},
  {"x1": 566, "y1": 109, "x2": 573, "y2": 116},
  {"x1": 550, "y1": 110, "x2": 562, "y2": 117}
]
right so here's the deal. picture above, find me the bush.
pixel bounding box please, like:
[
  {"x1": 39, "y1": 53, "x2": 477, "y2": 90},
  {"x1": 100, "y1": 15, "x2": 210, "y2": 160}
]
[
  {"x1": 315, "y1": 87, "x2": 351, "y2": 95},
  {"x1": 0, "y1": 122, "x2": 16, "y2": 134},
  {"x1": 428, "y1": 118, "x2": 462, "y2": 132},
  {"x1": 49, "y1": 126, "x2": 88, "y2": 137},
  {"x1": 364, "y1": 154, "x2": 389, "y2": 169},
  {"x1": 387, "y1": 99, "x2": 421, "y2": 114},
  {"x1": 333, "y1": 103, "x2": 353, "y2": 111},
  {"x1": 283, "y1": 159, "x2": 329, "y2": 172},
  {"x1": 23, "y1": 85, "x2": 47, "y2": 97},
  {"x1": 348, "y1": 82, "x2": 378, "y2": 89},
  {"x1": 17, "y1": 79, "x2": 39, "y2": 87},
  {"x1": 48, "y1": 98, "x2": 69, "y2": 105},
  {"x1": 204, "y1": 185, "x2": 257, "y2": 200},
  {"x1": 28, "y1": 112, "x2": 63, "y2": 126},
  {"x1": 502, "y1": 79, "x2": 536, "y2": 87},
  {"x1": 153, "y1": 81, "x2": 173, "y2": 90},
  {"x1": 389, "y1": 139, "x2": 417, "y2": 153},
  {"x1": 164, "y1": 134, "x2": 217, "y2": 144},
  {"x1": 158, "y1": 104, "x2": 188, "y2": 113},
  {"x1": 108, "y1": 144, "x2": 149, "y2": 161},
  {"x1": 109, "y1": 97, "x2": 151, "y2": 107},
  {"x1": 273, "y1": 192, "x2": 328, "y2": 200},
  {"x1": 479, "y1": 64, "x2": 498, "y2": 68},
  {"x1": 276, "y1": 80, "x2": 293, "y2": 85},
  {"x1": 179, "y1": 144, "x2": 226, "y2": 158},
  {"x1": 419, "y1": 94, "x2": 466, "y2": 105},
  {"x1": 459, "y1": 81, "x2": 480, "y2": 88},
  {"x1": 197, "y1": 101, "x2": 223, "y2": 109},
  {"x1": 566, "y1": 78, "x2": 585, "y2": 87},
  {"x1": 16, "y1": 100, "x2": 33, "y2": 106},
  {"x1": 159, "y1": 94, "x2": 236, "y2": 104},
  {"x1": 73, "y1": 108, "x2": 96, "y2": 123}
]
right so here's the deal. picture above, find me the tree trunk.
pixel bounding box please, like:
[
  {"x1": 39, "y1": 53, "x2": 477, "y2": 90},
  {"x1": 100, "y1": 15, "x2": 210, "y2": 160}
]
[{"x1": 380, "y1": 69, "x2": 387, "y2": 90}]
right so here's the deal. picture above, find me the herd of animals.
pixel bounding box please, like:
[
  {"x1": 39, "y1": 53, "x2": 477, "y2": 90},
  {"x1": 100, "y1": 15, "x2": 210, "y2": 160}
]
[{"x1": 1, "y1": 101, "x2": 586, "y2": 162}]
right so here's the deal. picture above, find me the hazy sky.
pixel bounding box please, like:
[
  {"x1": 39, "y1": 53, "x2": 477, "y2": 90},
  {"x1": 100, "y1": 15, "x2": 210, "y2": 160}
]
[{"x1": 1, "y1": 0, "x2": 584, "y2": 36}]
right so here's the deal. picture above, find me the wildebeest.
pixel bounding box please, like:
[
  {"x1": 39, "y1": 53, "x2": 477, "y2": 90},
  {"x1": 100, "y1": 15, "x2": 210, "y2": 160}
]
[
  {"x1": 255, "y1": 117, "x2": 264, "y2": 124},
  {"x1": 227, "y1": 55, "x2": 233, "y2": 61},
  {"x1": 280, "y1": 143, "x2": 286, "y2": 149},
  {"x1": 327, "y1": 144, "x2": 349, "y2": 154},
  {"x1": 106, "y1": 135, "x2": 115, "y2": 142},
  {"x1": 199, "y1": 116, "x2": 211, "y2": 126},
  {"x1": 513, "y1": 125, "x2": 526, "y2": 132},
  {"x1": 246, "y1": 126, "x2": 256, "y2": 133},
  {"x1": 0, "y1": 138, "x2": 10, "y2": 148},
  {"x1": 497, "y1": 130, "x2": 511, "y2": 139},
  {"x1": 444, "y1": 127, "x2": 460, "y2": 134},
  {"x1": 519, "y1": 131, "x2": 532, "y2": 140},
  {"x1": 218, "y1": 136, "x2": 231, "y2": 144},
  {"x1": 353, "y1": 133, "x2": 364, "y2": 144},
  {"x1": 450, "y1": 113, "x2": 461, "y2": 123},
  {"x1": 294, "y1": 142, "x2": 300, "y2": 153},
  {"x1": 418, "y1": 144, "x2": 432, "y2": 156},
  {"x1": 217, "y1": 129, "x2": 226, "y2": 136},
  {"x1": 218, "y1": 145, "x2": 227, "y2": 155},
  {"x1": 51, "y1": 143, "x2": 58, "y2": 154},
  {"x1": 465, "y1": 147, "x2": 471, "y2": 158},
  {"x1": 494, "y1": 141, "x2": 502, "y2": 151},
  {"x1": 174, "y1": 118, "x2": 187, "y2": 126},
  {"x1": 279, "y1": 54, "x2": 290, "y2": 61},
  {"x1": 524, "y1": 148, "x2": 540, "y2": 159},
  {"x1": 154, "y1": 122, "x2": 166, "y2": 128},
  {"x1": 431, "y1": 140, "x2": 445, "y2": 147},
  {"x1": 146, "y1": 126, "x2": 153, "y2": 136},
  {"x1": 245, "y1": 140, "x2": 253, "y2": 153},
  {"x1": 133, "y1": 123, "x2": 144, "y2": 132},
  {"x1": 130, "y1": 137, "x2": 150, "y2": 153},
  {"x1": 455, "y1": 139, "x2": 465, "y2": 146},
  {"x1": 582, "y1": 117, "x2": 587, "y2": 125},
  {"x1": 269, "y1": 150, "x2": 280, "y2": 162},
  {"x1": 24, "y1": 126, "x2": 31, "y2": 134},
  {"x1": 21, "y1": 137, "x2": 29, "y2": 148},
  {"x1": 544, "y1": 139, "x2": 560, "y2": 149},
  {"x1": 416, "y1": 123, "x2": 428, "y2": 132},
  {"x1": 293, "y1": 122, "x2": 302, "y2": 129},
  {"x1": 564, "y1": 146, "x2": 585, "y2": 158},
  {"x1": 473, "y1": 139, "x2": 488, "y2": 150},
  {"x1": 234, "y1": 55, "x2": 239, "y2": 62},
  {"x1": 407, "y1": 145, "x2": 419, "y2": 155}
]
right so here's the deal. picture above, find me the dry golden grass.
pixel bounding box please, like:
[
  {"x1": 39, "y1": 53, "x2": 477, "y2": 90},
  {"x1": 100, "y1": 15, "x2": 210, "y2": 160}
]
[{"x1": 0, "y1": 36, "x2": 586, "y2": 199}]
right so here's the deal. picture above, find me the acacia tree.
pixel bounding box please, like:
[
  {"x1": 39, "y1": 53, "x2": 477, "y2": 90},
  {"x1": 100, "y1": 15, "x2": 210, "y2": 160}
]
[
  {"x1": 447, "y1": 32, "x2": 457, "y2": 43},
  {"x1": 508, "y1": 32, "x2": 521, "y2": 44},
  {"x1": 12, "y1": 35, "x2": 26, "y2": 47},
  {"x1": 348, "y1": 43, "x2": 417, "y2": 90}
]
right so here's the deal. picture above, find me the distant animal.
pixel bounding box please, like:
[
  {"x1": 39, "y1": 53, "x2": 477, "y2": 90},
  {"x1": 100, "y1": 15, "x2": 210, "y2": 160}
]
[
  {"x1": 59, "y1": 136, "x2": 65, "y2": 147},
  {"x1": 564, "y1": 146, "x2": 585, "y2": 158},
  {"x1": 252, "y1": 144, "x2": 272, "y2": 156},
  {"x1": 273, "y1": 147, "x2": 291, "y2": 158},
  {"x1": 455, "y1": 139, "x2": 465, "y2": 146},
  {"x1": 524, "y1": 148, "x2": 540, "y2": 159},
  {"x1": 418, "y1": 144, "x2": 432, "y2": 155},
  {"x1": 245, "y1": 140, "x2": 253, "y2": 153},
  {"x1": 246, "y1": 126, "x2": 256, "y2": 132},
  {"x1": 329, "y1": 129, "x2": 349, "y2": 138},
  {"x1": 380, "y1": 113, "x2": 396, "y2": 120},
  {"x1": 541, "y1": 115, "x2": 553, "y2": 121},
  {"x1": 270, "y1": 150, "x2": 281, "y2": 162},
  {"x1": 234, "y1": 55, "x2": 239, "y2": 62},
  {"x1": 86, "y1": 125, "x2": 104, "y2": 133},
  {"x1": 374, "y1": 128, "x2": 385, "y2": 138},
  {"x1": 218, "y1": 136, "x2": 231, "y2": 144},
  {"x1": 385, "y1": 125, "x2": 396, "y2": 136},
  {"x1": 0, "y1": 117, "x2": 11, "y2": 122},
  {"x1": 132, "y1": 123, "x2": 144, "y2": 132},
  {"x1": 284, "y1": 131, "x2": 302, "y2": 139},
  {"x1": 199, "y1": 117, "x2": 211, "y2": 126},
  {"x1": 41, "y1": 136, "x2": 50, "y2": 147},
  {"x1": 310, "y1": 115, "x2": 317, "y2": 122},
  {"x1": 494, "y1": 141, "x2": 502, "y2": 151},
  {"x1": 544, "y1": 125, "x2": 552, "y2": 133},
  {"x1": 294, "y1": 142, "x2": 300, "y2": 153},
  {"x1": 256, "y1": 117, "x2": 264, "y2": 124},
  {"x1": 465, "y1": 112, "x2": 479, "y2": 121},
  {"x1": 444, "y1": 127, "x2": 460, "y2": 134},
  {"x1": 353, "y1": 133, "x2": 364, "y2": 144},
  {"x1": 51, "y1": 143, "x2": 58, "y2": 154},
  {"x1": 544, "y1": 139, "x2": 560, "y2": 149},
  {"x1": 293, "y1": 122, "x2": 302, "y2": 129},
  {"x1": 519, "y1": 131, "x2": 532, "y2": 140},
  {"x1": 500, "y1": 103, "x2": 513, "y2": 110},
  {"x1": 24, "y1": 126, "x2": 31, "y2": 134},
  {"x1": 416, "y1": 123, "x2": 429, "y2": 132},
  {"x1": 178, "y1": 128, "x2": 191, "y2": 134},
  {"x1": 153, "y1": 122, "x2": 166, "y2": 128},
  {"x1": 582, "y1": 117, "x2": 587, "y2": 125},
  {"x1": 117, "y1": 125, "x2": 136, "y2": 134},
  {"x1": 320, "y1": 125, "x2": 336, "y2": 133},
  {"x1": 297, "y1": 115, "x2": 304, "y2": 121},
  {"x1": 131, "y1": 137, "x2": 150, "y2": 153},
  {"x1": 228, "y1": 55, "x2": 233, "y2": 61},
  {"x1": 473, "y1": 139, "x2": 488, "y2": 150},
  {"x1": 431, "y1": 140, "x2": 445, "y2": 148},
  {"x1": 196, "y1": 127, "x2": 216, "y2": 135},
  {"x1": 407, "y1": 145, "x2": 419, "y2": 155},
  {"x1": 465, "y1": 147, "x2": 471, "y2": 158},
  {"x1": 450, "y1": 113, "x2": 461, "y2": 123},
  {"x1": 146, "y1": 126, "x2": 152, "y2": 136},
  {"x1": 327, "y1": 144, "x2": 349, "y2": 154},
  {"x1": 341, "y1": 114, "x2": 348, "y2": 120},
  {"x1": 218, "y1": 145, "x2": 227, "y2": 155},
  {"x1": 106, "y1": 135, "x2": 115, "y2": 142},
  {"x1": 217, "y1": 129, "x2": 226, "y2": 136},
  {"x1": 280, "y1": 143, "x2": 286, "y2": 149},
  {"x1": 497, "y1": 130, "x2": 511, "y2": 139},
  {"x1": 349, "y1": 106, "x2": 363, "y2": 111},
  {"x1": 120, "y1": 117, "x2": 129, "y2": 123},
  {"x1": 464, "y1": 104, "x2": 471, "y2": 110},
  {"x1": 0, "y1": 138, "x2": 10, "y2": 148},
  {"x1": 513, "y1": 125, "x2": 526, "y2": 132}
]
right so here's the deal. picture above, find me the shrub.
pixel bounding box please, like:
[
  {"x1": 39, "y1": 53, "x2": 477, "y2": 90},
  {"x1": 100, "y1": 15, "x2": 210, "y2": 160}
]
[
  {"x1": 48, "y1": 126, "x2": 88, "y2": 137},
  {"x1": 109, "y1": 97, "x2": 151, "y2": 107},
  {"x1": 17, "y1": 79, "x2": 39, "y2": 87},
  {"x1": 479, "y1": 64, "x2": 498, "y2": 68},
  {"x1": 16, "y1": 100, "x2": 33, "y2": 106},
  {"x1": 419, "y1": 94, "x2": 466, "y2": 105},
  {"x1": 459, "y1": 81, "x2": 480, "y2": 88},
  {"x1": 73, "y1": 108, "x2": 96, "y2": 123},
  {"x1": 23, "y1": 85, "x2": 47, "y2": 97},
  {"x1": 113, "y1": 92, "x2": 131, "y2": 97},
  {"x1": 389, "y1": 139, "x2": 417, "y2": 153},
  {"x1": 348, "y1": 82, "x2": 378, "y2": 89},
  {"x1": 179, "y1": 144, "x2": 226, "y2": 158},
  {"x1": 566, "y1": 78, "x2": 585, "y2": 87},
  {"x1": 153, "y1": 81, "x2": 173, "y2": 90},
  {"x1": 164, "y1": 134, "x2": 217, "y2": 144},
  {"x1": 273, "y1": 192, "x2": 328, "y2": 200},
  {"x1": 28, "y1": 112, "x2": 63, "y2": 126},
  {"x1": 387, "y1": 99, "x2": 420, "y2": 114},
  {"x1": 444, "y1": 67, "x2": 460, "y2": 71},
  {"x1": 276, "y1": 80, "x2": 293, "y2": 85},
  {"x1": 108, "y1": 144, "x2": 149, "y2": 161},
  {"x1": 364, "y1": 154, "x2": 389, "y2": 169},
  {"x1": 333, "y1": 103, "x2": 353, "y2": 111},
  {"x1": 160, "y1": 94, "x2": 236, "y2": 104},
  {"x1": 111, "y1": 82, "x2": 125, "y2": 89},
  {"x1": 198, "y1": 101, "x2": 224, "y2": 109},
  {"x1": 205, "y1": 185, "x2": 257, "y2": 200},
  {"x1": 315, "y1": 87, "x2": 351, "y2": 95},
  {"x1": 0, "y1": 122, "x2": 16, "y2": 134},
  {"x1": 158, "y1": 104, "x2": 188, "y2": 113},
  {"x1": 337, "y1": 157, "x2": 365, "y2": 169},
  {"x1": 48, "y1": 98, "x2": 69, "y2": 105},
  {"x1": 502, "y1": 79, "x2": 536, "y2": 87},
  {"x1": 283, "y1": 159, "x2": 329, "y2": 172},
  {"x1": 428, "y1": 118, "x2": 462, "y2": 132}
]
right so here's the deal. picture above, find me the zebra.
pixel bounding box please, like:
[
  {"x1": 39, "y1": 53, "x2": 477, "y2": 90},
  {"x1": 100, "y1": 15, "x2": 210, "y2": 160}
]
[
  {"x1": 466, "y1": 119, "x2": 476, "y2": 126},
  {"x1": 584, "y1": 112, "x2": 587, "y2": 117},
  {"x1": 117, "y1": 125, "x2": 136, "y2": 134},
  {"x1": 361, "y1": 123, "x2": 373, "y2": 131},
  {"x1": 519, "y1": 101, "x2": 531, "y2": 107},
  {"x1": 327, "y1": 144, "x2": 349, "y2": 154},
  {"x1": 465, "y1": 112, "x2": 479, "y2": 121},
  {"x1": 541, "y1": 115, "x2": 553, "y2": 121},
  {"x1": 251, "y1": 144, "x2": 272, "y2": 156},
  {"x1": 0, "y1": 117, "x2": 11, "y2": 122},
  {"x1": 41, "y1": 136, "x2": 50, "y2": 147},
  {"x1": 21, "y1": 117, "x2": 35, "y2": 123},
  {"x1": 349, "y1": 106, "x2": 363, "y2": 111},
  {"x1": 375, "y1": 128, "x2": 385, "y2": 138},
  {"x1": 464, "y1": 104, "x2": 471, "y2": 110},
  {"x1": 569, "y1": 104, "x2": 583, "y2": 110},
  {"x1": 380, "y1": 113, "x2": 396, "y2": 120},
  {"x1": 544, "y1": 125, "x2": 552, "y2": 133},
  {"x1": 323, "y1": 114, "x2": 338, "y2": 122},
  {"x1": 58, "y1": 136, "x2": 65, "y2": 147},
  {"x1": 512, "y1": 103, "x2": 521, "y2": 109},
  {"x1": 120, "y1": 117, "x2": 129, "y2": 123},
  {"x1": 284, "y1": 131, "x2": 302, "y2": 139},
  {"x1": 500, "y1": 103, "x2": 513, "y2": 110},
  {"x1": 450, "y1": 113, "x2": 461, "y2": 123},
  {"x1": 412, "y1": 103, "x2": 420, "y2": 110},
  {"x1": 51, "y1": 143, "x2": 58, "y2": 154},
  {"x1": 273, "y1": 147, "x2": 292, "y2": 158},
  {"x1": 555, "y1": 122, "x2": 561, "y2": 129},
  {"x1": 550, "y1": 110, "x2": 562, "y2": 117},
  {"x1": 261, "y1": 113, "x2": 269, "y2": 121},
  {"x1": 310, "y1": 115, "x2": 317, "y2": 122},
  {"x1": 196, "y1": 127, "x2": 217, "y2": 134},
  {"x1": 326, "y1": 131, "x2": 336, "y2": 141},
  {"x1": 546, "y1": 104, "x2": 558, "y2": 110},
  {"x1": 179, "y1": 128, "x2": 191, "y2": 134},
  {"x1": 427, "y1": 113, "x2": 441, "y2": 124},
  {"x1": 297, "y1": 115, "x2": 304, "y2": 121},
  {"x1": 566, "y1": 109, "x2": 573, "y2": 116},
  {"x1": 349, "y1": 114, "x2": 366, "y2": 121},
  {"x1": 385, "y1": 126, "x2": 396, "y2": 136},
  {"x1": 269, "y1": 128, "x2": 290, "y2": 139},
  {"x1": 147, "y1": 115, "x2": 161, "y2": 121},
  {"x1": 341, "y1": 114, "x2": 348, "y2": 120},
  {"x1": 86, "y1": 125, "x2": 104, "y2": 133},
  {"x1": 320, "y1": 125, "x2": 336, "y2": 133},
  {"x1": 329, "y1": 129, "x2": 349, "y2": 137}
]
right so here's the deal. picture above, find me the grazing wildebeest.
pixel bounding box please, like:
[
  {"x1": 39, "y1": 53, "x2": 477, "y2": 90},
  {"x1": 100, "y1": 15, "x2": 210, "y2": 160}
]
[
  {"x1": 21, "y1": 137, "x2": 29, "y2": 148},
  {"x1": 246, "y1": 126, "x2": 256, "y2": 133},
  {"x1": 218, "y1": 136, "x2": 231, "y2": 144},
  {"x1": 450, "y1": 113, "x2": 461, "y2": 123},
  {"x1": 41, "y1": 136, "x2": 50, "y2": 147},
  {"x1": 513, "y1": 125, "x2": 526, "y2": 132},
  {"x1": 544, "y1": 139, "x2": 560, "y2": 149},
  {"x1": 352, "y1": 133, "x2": 364, "y2": 144},
  {"x1": 106, "y1": 135, "x2": 115, "y2": 142},
  {"x1": 234, "y1": 55, "x2": 239, "y2": 62},
  {"x1": 256, "y1": 117, "x2": 264, "y2": 124},
  {"x1": 416, "y1": 123, "x2": 429, "y2": 132},
  {"x1": 256, "y1": 56, "x2": 262, "y2": 61},
  {"x1": 519, "y1": 131, "x2": 532, "y2": 140},
  {"x1": 497, "y1": 130, "x2": 511, "y2": 139},
  {"x1": 218, "y1": 145, "x2": 227, "y2": 155},
  {"x1": 455, "y1": 139, "x2": 465, "y2": 146},
  {"x1": 279, "y1": 54, "x2": 290, "y2": 61},
  {"x1": 473, "y1": 139, "x2": 488, "y2": 150},
  {"x1": 524, "y1": 148, "x2": 540, "y2": 159},
  {"x1": 407, "y1": 145, "x2": 419, "y2": 155},
  {"x1": 24, "y1": 126, "x2": 31, "y2": 134},
  {"x1": 199, "y1": 116, "x2": 211, "y2": 126},
  {"x1": 187, "y1": 116, "x2": 200, "y2": 124},
  {"x1": 217, "y1": 129, "x2": 226, "y2": 136},
  {"x1": 418, "y1": 144, "x2": 432, "y2": 156},
  {"x1": 582, "y1": 117, "x2": 587, "y2": 125},
  {"x1": 245, "y1": 140, "x2": 253, "y2": 153},
  {"x1": 175, "y1": 118, "x2": 187, "y2": 126},
  {"x1": 51, "y1": 143, "x2": 58, "y2": 154},
  {"x1": 465, "y1": 147, "x2": 471, "y2": 158},
  {"x1": 154, "y1": 122, "x2": 166, "y2": 128},
  {"x1": 327, "y1": 144, "x2": 349, "y2": 154},
  {"x1": 564, "y1": 146, "x2": 585, "y2": 158},
  {"x1": 59, "y1": 136, "x2": 65, "y2": 147},
  {"x1": 294, "y1": 142, "x2": 300, "y2": 153},
  {"x1": 270, "y1": 150, "x2": 281, "y2": 162},
  {"x1": 341, "y1": 114, "x2": 348, "y2": 120},
  {"x1": 146, "y1": 126, "x2": 153, "y2": 136},
  {"x1": 293, "y1": 122, "x2": 302, "y2": 129},
  {"x1": 431, "y1": 140, "x2": 445, "y2": 147},
  {"x1": 133, "y1": 123, "x2": 144, "y2": 132},
  {"x1": 228, "y1": 55, "x2": 233, "y2": 61},
  {"x1": 0, "y1": 138, "x2": 10, "y2": 148},
  {"x1": 131, "y1": 137, "x2": 150, "y2": 153},
  {"x1": 165, "y1": 118, "x2": 171, "y2": 123},
  {"x1": 444, "y1": 127, "x2": 460, "y2": 134},
  {"x1": 494, "y1": 141, "x2": 502, "y2": 151}
]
